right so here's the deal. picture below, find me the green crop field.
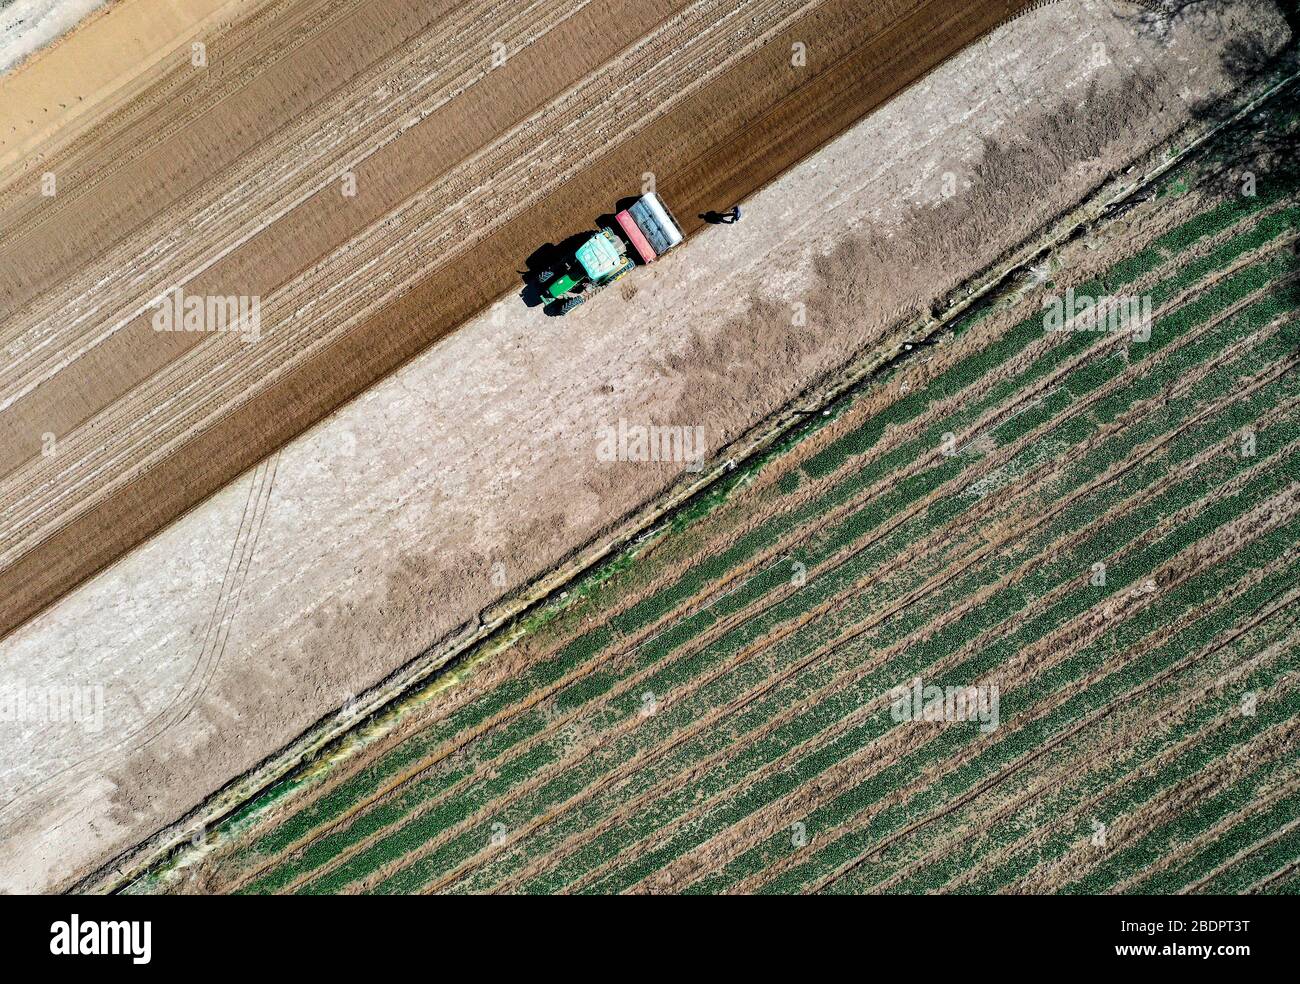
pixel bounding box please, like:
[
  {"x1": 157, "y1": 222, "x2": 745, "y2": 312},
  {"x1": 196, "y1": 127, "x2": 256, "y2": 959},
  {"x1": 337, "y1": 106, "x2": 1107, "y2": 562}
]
[{"x1": 128, "y1": 79, "x2": 1300, "y2": 896}]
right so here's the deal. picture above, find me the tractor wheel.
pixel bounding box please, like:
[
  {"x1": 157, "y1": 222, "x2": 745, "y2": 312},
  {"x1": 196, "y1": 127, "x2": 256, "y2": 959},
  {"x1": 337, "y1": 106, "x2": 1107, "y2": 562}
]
[{"x1": 559, "y1": 296, "x2": 585, "y2": 315}]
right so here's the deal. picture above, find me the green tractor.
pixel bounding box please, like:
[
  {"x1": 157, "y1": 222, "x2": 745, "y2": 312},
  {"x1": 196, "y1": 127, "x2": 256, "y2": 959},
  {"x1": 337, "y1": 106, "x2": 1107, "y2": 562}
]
[
  {"x1": 537, "y1": 228, "x2": 635, "y2": 315},
  {"x1": 535, "y1": 192, "x2": 685, "y2": 314}
]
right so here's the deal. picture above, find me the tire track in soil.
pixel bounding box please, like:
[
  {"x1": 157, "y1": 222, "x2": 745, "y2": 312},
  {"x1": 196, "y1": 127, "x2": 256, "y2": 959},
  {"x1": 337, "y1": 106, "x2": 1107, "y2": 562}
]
[{"x1": 0, "y1": 449, "x2": 281, "y2": 818}]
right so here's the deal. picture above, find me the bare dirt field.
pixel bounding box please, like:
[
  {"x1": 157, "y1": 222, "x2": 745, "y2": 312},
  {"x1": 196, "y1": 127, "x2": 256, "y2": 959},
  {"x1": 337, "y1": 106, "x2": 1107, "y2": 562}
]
[
  {"x1": 0, "y1": 0, "x2": 1039, "y2": 641},
  {"x1": 0, "y1": 0, "x2": 1289, "y2": 893}
]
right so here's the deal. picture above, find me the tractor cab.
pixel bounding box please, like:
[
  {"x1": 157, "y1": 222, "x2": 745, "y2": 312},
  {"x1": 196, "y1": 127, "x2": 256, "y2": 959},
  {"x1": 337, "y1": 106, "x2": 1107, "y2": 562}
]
[
  {"x1": 575, "y1": 233, "x2": 623, "y2": 280},
  {"x1": 541, "y1": 229, "x2": 634, "y2": 310}
]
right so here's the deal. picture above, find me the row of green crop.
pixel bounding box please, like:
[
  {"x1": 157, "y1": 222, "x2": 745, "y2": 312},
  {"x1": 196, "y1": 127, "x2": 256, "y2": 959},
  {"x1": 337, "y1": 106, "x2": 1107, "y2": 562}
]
[{"x1": 851, "y1": 614, "x2": 1300, "y2": 894}]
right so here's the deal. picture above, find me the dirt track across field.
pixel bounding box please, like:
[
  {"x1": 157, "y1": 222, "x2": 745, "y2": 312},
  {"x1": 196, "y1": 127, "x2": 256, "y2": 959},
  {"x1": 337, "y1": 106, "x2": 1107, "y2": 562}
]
[{"x1": 0, "y1": 0, "x2": 1036, "y2": 641}]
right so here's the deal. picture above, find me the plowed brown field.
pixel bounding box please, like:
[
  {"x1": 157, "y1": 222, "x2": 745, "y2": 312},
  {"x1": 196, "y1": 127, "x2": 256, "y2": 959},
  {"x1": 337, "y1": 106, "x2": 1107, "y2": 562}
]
[{"x1": 0, "y1": 0, "x2": 1038, "y2": 641}]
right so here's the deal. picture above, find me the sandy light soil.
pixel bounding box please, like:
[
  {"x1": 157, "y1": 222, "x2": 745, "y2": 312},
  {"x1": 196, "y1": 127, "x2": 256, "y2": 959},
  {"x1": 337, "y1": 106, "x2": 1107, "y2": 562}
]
[{"x1": 0, "y1": 0, "x2": 1288, "y2": 892}]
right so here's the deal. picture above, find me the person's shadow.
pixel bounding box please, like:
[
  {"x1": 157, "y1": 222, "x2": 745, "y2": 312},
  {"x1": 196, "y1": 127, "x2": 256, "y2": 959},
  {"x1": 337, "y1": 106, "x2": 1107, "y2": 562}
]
[{"x1": 702, "y1": 206, "x2": 743, "y2": 224}]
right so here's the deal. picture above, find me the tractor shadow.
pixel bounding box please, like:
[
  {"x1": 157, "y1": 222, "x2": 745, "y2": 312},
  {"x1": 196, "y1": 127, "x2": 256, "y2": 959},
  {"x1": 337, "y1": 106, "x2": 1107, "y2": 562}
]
[{"x1": 519, "y1": 232, "x2": 597, "y2": 317}]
